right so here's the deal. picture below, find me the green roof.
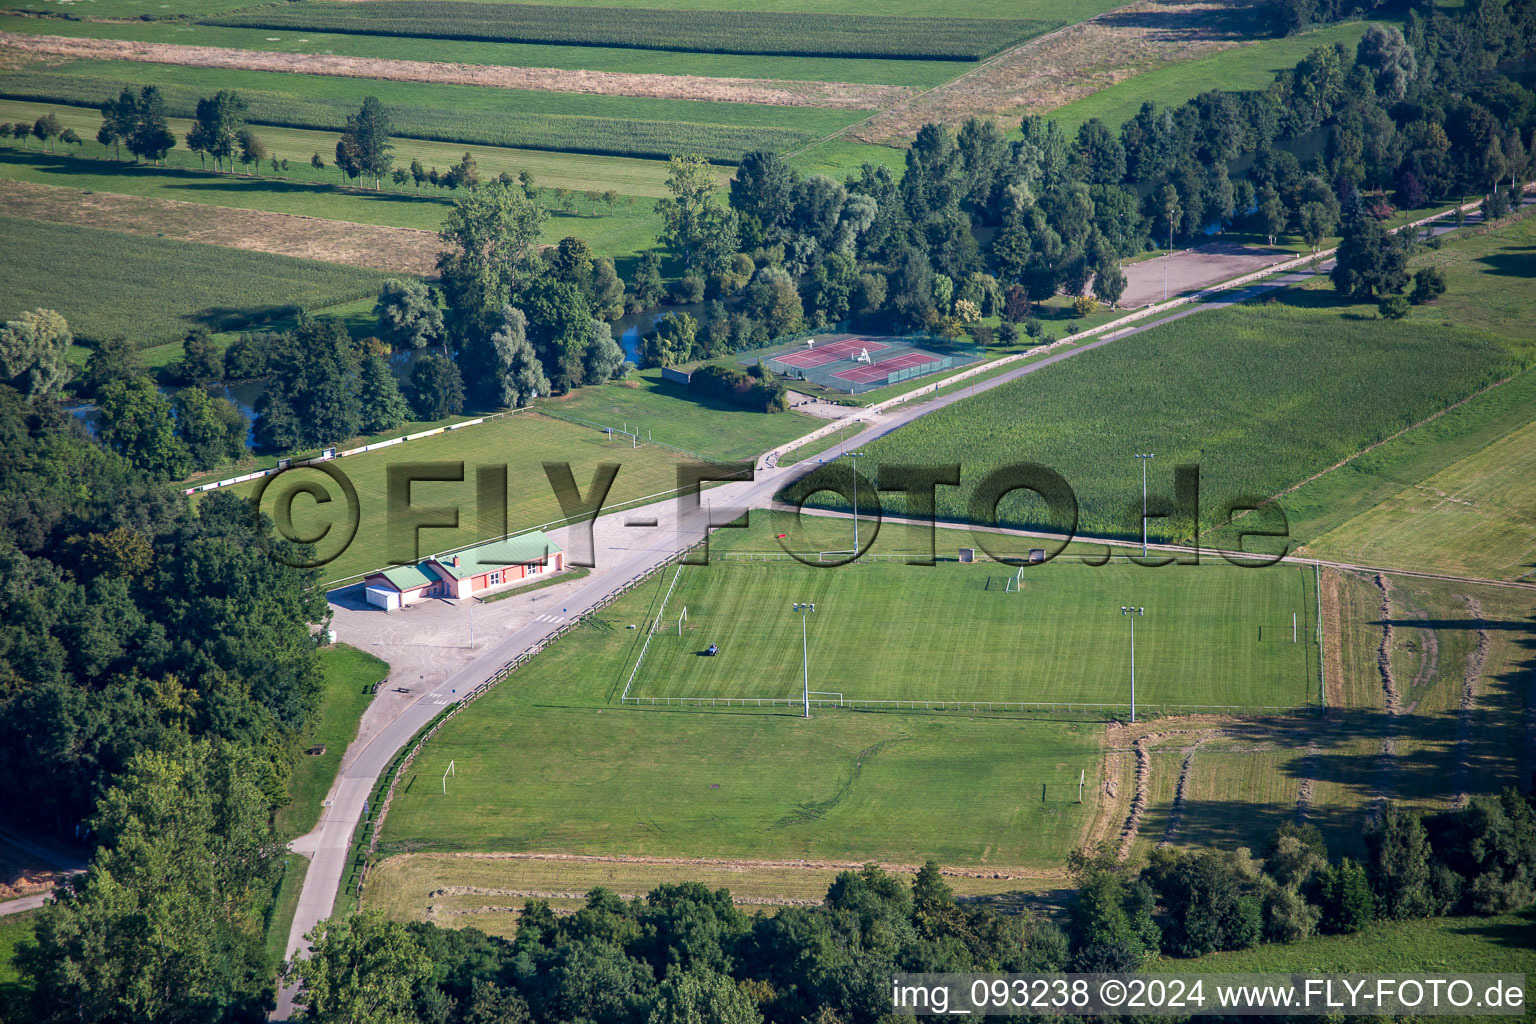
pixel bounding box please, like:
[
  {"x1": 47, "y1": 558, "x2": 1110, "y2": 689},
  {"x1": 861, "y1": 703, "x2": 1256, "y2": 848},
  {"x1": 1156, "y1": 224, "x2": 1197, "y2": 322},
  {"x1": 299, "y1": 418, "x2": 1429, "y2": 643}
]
[
  {"x1": 374, "y1": 564, "x2": 438, "y2": 591},
  {"x1": 434, "y1": 531, "x2": 561, "y2": 580}
]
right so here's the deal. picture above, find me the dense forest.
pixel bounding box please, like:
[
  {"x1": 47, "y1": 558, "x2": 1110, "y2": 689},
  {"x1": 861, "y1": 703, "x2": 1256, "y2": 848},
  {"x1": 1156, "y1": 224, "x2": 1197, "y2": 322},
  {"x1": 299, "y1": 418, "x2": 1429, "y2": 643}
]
[{"x1": 0, "y1": 382, "x2": 327, "y2": 1020}]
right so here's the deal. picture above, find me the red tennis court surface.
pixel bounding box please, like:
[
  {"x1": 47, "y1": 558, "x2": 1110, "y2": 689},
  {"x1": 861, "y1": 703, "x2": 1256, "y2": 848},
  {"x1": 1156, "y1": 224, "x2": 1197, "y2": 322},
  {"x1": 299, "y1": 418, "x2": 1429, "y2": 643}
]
[
  {"x1": 833, "y1": 351, "x2": 939, "y2": 383},
  {"x1": 774, "y1": 337, "x2": 889, "y2": 368}
]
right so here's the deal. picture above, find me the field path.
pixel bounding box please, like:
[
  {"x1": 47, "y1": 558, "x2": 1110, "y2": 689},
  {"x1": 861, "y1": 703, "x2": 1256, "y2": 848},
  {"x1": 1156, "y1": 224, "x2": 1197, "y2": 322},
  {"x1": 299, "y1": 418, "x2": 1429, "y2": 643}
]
[
  {"x1": 0, "y1": 177, "x2": 439, "y2": 274},
  {"x1": 0, "y1": 31, "x2": 911, "y2": 110}
]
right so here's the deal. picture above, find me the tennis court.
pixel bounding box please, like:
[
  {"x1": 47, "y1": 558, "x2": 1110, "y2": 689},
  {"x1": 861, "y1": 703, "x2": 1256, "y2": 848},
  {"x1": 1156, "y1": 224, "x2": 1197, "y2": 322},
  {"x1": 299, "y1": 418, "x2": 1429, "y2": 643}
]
[
  {"x1": 753, "y1": 333, "x2": 978, "y2": 395},
  {"x1": 774, "y1": 338, "x2": 890, "y2": 369},
  {"x1": 833, "y1": 350, "x2": 942, "y2": 384}
]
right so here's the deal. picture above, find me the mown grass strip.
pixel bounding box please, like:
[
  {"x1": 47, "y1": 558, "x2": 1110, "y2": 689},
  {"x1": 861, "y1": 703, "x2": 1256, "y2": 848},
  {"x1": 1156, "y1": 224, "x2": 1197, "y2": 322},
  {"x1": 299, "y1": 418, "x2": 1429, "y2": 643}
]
[{"x1": 205, "y1": 3, "x2": 1046, "y2": 61}]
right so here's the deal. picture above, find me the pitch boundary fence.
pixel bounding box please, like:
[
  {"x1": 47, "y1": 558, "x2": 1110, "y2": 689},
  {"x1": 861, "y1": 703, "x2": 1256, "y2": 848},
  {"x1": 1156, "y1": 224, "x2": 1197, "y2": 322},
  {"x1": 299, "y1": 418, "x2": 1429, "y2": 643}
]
[
  {"x1": 619, "y1": 560, "x2": 688, "y2": 702},
  {"x1": 619, "y1": 695, "x2": 1307, "y2": 716}
]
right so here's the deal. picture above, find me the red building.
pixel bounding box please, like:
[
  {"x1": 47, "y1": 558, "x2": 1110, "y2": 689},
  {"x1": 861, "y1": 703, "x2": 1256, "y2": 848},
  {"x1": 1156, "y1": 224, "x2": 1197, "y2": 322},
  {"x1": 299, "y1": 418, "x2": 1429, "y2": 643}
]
[{"x1": 364, "y1": 531, "x2": 563, "y2": 610}]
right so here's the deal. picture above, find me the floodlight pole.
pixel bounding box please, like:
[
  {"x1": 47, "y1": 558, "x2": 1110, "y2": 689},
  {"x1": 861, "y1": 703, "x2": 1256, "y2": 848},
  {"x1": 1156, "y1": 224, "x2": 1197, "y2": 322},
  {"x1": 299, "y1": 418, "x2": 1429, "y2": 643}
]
[
  {"x1": 1134, "y1": 454, "x2": 1154, "y2": 557},
  {"x1": 794, "y1": 602, "x2": 815, "y2": 718},
  {"x1": 843, "y1": 450, "x2": 865, "y2": 553},
  {"x1": 1122, "y1": 606, "x2": 1144, "y2": 722}
]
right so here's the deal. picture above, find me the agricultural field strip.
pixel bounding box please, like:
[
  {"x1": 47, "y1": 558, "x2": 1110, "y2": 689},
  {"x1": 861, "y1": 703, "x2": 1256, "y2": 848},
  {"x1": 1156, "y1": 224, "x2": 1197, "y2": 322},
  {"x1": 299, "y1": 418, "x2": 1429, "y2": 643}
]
[
  {"x1": 785, "y1": 506, "x2": 1536, "y2": 594},
  {"x1": 366, "y1": 852, "x2": 1057, "y2": 926},
  {"x1": 0, "y1": 62, "x2": 849, "y2": 161},
  {"x1": 1044, "y1": 18, "x2": 1384, "y2": 134},
  {"x1": 0, "y1": 15, "x2": 968, "y2": 89},
  {"x1": 0, "y1": 212, "x2": 390, "y2": 345},
  {"x1": 0, "y1": 31, "x2": 915, "y2": 110},
  {"x1": 203, "y1": 3, "x2": 1048, "y2": 61},
  {"x1": 0, "y1": 176, "x2": 440, "y2": 275},
  {"x1": 816, "y1": 297, "x2": 1530, "y2": 539},
  {"x1": 0, "y1": 100, "x2": 703, "y2": 199},
  {"x1": 1301, "y1": 418, "x2": 1536, "y2": 581},
  {"x1": 845, "y1": 0, "x2": 1261, "y2": 145}
]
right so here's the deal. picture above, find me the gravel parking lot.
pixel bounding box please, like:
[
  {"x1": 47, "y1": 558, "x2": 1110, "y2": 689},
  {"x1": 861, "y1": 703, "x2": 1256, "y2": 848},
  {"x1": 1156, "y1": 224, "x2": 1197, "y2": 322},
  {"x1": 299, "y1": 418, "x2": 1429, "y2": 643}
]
[{"x1": 1119, "y1": 241, "x2": 1293, "y2": 308}]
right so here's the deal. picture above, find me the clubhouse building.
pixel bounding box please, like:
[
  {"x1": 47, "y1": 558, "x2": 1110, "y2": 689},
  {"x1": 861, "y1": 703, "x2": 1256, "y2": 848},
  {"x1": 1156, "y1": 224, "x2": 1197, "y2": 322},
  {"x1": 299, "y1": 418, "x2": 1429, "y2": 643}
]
[{"x1": 363, "y1": 531, "x2": 564, "y2": 610}]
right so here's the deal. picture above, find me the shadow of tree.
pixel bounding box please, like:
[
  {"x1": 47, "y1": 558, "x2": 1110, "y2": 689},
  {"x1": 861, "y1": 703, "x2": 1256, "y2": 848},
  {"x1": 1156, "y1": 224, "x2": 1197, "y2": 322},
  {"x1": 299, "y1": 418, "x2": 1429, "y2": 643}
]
[
  {"x1": 1090, "y1": 0, "x2": 1270, "y2": 42},
  {"x1": 1159, "y1": 606, "x2": 1535, "y2": 857}
]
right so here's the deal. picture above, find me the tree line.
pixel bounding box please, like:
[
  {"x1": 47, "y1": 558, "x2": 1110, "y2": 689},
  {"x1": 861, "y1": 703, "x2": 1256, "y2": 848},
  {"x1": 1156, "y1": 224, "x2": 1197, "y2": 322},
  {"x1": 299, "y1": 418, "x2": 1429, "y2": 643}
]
[{"x1": 272, "y1": 791, "x2": 1536, "y2": 1024}]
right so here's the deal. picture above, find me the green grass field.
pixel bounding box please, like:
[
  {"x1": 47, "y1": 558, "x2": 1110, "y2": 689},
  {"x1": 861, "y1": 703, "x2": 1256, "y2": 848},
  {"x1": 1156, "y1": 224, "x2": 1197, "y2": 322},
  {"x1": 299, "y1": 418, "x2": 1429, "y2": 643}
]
[
  {"x1": 0, "y1": 214, "x2": 388, "y2": 345},
  {"x1": 625, "y1": 548, "x2": 1318, "y2": 710},
  {"x1": 493, "y1": 0, "x2": 1119, "y2": 15},
  {"x1": 375, "y1": 552, "x2": 1103, "y2": 866},
  {"x1": 204, "y1": 3, "x2": 1046, "y2": 60},
  {"x1": 544, "y1": 370, "x2": 821, "y2": 461},
  {"x1": 0, "y1": 0, "x2": 254, "y2": 16},
  {"x1": 0, "y1": 59, "x2": 862, "y2": 161},
  {"x1": 0, "y1": 16, "x2": 970, "y2": 89},
  {"x1": 234, "y1": 412, "x2": 695, "y2": 585},
  {"x1": 1304, "y1": 417, "x2": 1536, "y2": 580},
  {"x1": 1048, "y1": 21, "x2": 1385, "y2": 132},
  {"x1": 0, "y1": 908, "x2": 33, "y2": 994},
  {"x1": 277, "y1": 644, "x2": 389, "y2": 837},
  {"x1": 1168, "y1": 908, "x2": 1536, "y2": 1001}
]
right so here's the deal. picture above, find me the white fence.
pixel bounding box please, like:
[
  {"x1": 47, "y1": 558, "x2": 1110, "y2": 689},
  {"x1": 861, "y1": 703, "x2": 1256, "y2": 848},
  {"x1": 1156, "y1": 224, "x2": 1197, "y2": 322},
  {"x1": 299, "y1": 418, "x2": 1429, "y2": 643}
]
[{"x1": 182, "y1": 414, "x2": 501, "y2": 496}]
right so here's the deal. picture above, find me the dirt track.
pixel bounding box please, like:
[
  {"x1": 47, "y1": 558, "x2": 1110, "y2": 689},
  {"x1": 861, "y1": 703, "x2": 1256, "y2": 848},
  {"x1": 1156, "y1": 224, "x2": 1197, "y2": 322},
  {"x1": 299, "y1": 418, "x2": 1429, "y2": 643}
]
[
  {"x1": 0, "y1": 31, "x2": 912, "y2": 110},
  {"x1": 444, "y1": 850, "x2": 1059, "y2": 881},
  {"x1": 0, "y1": 178, "x2": 439, "y2": 275}
]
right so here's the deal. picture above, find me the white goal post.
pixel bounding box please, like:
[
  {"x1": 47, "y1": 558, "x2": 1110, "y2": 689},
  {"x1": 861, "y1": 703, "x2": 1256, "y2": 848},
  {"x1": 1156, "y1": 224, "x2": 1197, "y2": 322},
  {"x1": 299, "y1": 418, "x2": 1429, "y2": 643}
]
[
  {"x1": 443, "y1": 759, "x2": 456, "y2": 794},
  {"x1": 1004, "y1": 566, "x2": 1023, "y2": 592},
  {"x1": 678, "y1": 606, "x2": 688, "y2": 636}
]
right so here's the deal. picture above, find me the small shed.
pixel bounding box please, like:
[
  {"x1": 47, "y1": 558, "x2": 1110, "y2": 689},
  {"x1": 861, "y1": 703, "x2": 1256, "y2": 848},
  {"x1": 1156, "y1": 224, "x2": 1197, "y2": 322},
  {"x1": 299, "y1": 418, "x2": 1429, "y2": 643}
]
[
  {"x1": 661, "y1": 366, "x2": 692, "y2": 385},
  {"x1": 958, "y1": 548, "x2": 975, "y2": 563},
  {"x1": 364, "y1": 563, "x2": 444, "y2": 609}
]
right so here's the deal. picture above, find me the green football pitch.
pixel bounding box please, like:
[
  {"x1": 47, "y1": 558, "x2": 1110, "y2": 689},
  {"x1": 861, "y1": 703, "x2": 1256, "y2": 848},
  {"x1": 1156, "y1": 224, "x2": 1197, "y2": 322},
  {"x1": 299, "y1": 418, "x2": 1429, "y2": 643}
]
[{"x1": 623, "y1": 556, "x2": 1320, "y2": 711}]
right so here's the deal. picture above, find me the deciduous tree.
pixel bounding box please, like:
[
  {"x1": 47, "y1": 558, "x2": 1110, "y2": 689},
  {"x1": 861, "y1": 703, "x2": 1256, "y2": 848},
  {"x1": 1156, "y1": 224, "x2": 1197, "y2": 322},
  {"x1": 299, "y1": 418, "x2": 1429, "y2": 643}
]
[{"x1": 0, "y1": 307, "x2": 72, "y2": 398}]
